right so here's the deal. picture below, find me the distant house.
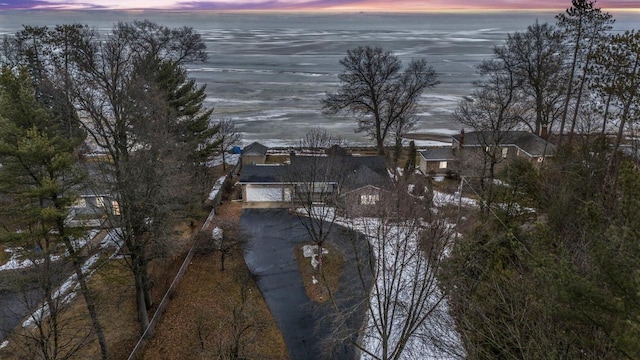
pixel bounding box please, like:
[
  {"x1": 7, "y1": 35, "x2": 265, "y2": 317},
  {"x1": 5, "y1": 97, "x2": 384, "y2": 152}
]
[
  {"x1": 419, "y1": 130, "x2": 556, "y2": 177},
  {"x1": 418, "y1": 147, "x2": 458, "y2": 176},
  {"x1": 453, "y1": 130, "x2": 555, "y2": 164},
  {"x1": 66, "y1": 194, "x2": 119, "y2": 228},
  {"x1": 241, "y1": 142, "x2": 268, "y2": 166}
]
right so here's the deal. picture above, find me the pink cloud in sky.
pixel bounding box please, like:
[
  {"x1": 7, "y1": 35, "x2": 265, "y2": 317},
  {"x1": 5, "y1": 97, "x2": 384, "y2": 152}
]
[{"x1": 1, "y1": 0, "x2": 639, "y2": 11}]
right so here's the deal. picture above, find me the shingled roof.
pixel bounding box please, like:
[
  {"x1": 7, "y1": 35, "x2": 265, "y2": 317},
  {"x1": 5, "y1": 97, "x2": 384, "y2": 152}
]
[
  {"x1": 453, "y1": 131, "x2": 555, "y2": 157},
  {"x1": 242, "y1": 142, "x2": 268, "y2": 156},
  {"x1": 238, "y1": 165, "x2": 286, "y2": 183},
  {"x1": 419, "y1": 147, "x2": 457, "y2": 161}
]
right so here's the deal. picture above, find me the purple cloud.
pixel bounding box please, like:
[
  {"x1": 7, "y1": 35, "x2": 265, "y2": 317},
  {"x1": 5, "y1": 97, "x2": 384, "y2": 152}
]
[{"x1": 1, "y1": 0, "x2": 638, "y2": 11}]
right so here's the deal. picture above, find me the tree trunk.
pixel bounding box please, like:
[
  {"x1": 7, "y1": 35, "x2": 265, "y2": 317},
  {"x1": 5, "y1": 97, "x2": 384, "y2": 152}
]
[
  {"x1": 222, "y1": 149, "x2": 227, "y2": 171},
  {"x1": 140, "y1": 256, "x2": 153, "y2": 309},
  {"x1": 74, "y1": 264, "x2": 110, "y2": 359},
  {"x1": 135, "y1": 271, "x2": 151, "y2": 335},
  {"x1": 558, "y1": 23, "x2": 582, "y2": 146},
  {"x1": 61, "y1": 233, "x2": 109, "y2": 360},
  {"x1": 131, "y1": 253, "x2": 151, "y2": 334},
  {"x1": 568, "y1": 52, "x2": 593, "y2": 144}
]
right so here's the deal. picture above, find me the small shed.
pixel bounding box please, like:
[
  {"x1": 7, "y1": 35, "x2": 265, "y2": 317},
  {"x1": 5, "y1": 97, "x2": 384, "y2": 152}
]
[{"x1": 241, "y1": 142, "x2": 268, "y2": 166}]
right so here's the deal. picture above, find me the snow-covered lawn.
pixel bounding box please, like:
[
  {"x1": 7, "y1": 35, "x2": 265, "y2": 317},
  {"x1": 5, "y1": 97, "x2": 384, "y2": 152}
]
[
  {"x1": 432, "y1": 190, "x2": 478, "y2": 208},
  {"x1": 335, "y1": 216, "x2": 463, "y2": 359},
  {"x1": 0, "y1": 229, "x2": 100, "y2": 272},
  {"x1": 205, "y1": 153, "x2": 240, "y2": 168},
  {"x1": 0, "y1": 228, "x2": 123, "y2": 349}
]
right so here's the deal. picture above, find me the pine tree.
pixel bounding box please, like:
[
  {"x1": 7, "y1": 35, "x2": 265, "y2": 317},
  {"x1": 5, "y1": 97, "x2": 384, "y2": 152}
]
[{"x1": 0, "y1": 67, "x2": 108, "y2": 360}]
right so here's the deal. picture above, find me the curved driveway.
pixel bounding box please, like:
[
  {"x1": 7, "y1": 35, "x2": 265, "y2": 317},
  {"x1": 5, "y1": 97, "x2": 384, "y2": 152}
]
[{"x1": 241, "y1": 208, "x2": 369, "y2": 360}]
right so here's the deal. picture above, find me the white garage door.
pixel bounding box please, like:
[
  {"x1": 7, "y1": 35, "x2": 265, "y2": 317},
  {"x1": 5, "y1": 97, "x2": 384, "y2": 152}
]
[{"x1": 246, "y1": 186, "x2": 284, "y2": 202}]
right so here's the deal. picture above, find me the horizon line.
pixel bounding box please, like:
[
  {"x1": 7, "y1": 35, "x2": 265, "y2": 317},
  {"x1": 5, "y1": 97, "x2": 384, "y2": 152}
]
[{"x1": 2, "y1": 7, "x2": 640, "y2": 13}]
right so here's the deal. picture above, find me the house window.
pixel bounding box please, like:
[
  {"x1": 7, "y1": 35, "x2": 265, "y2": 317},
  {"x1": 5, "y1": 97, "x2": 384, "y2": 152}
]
[
  {"x1": 360, "y1": 194, "x2": 379, "y2": 205},
  {"x1": 438, "y1": 161, "x2": 448, "y2": 169},
  {"x1": 95, "y1": 196, "x2": 105, "y2": 208},
  {"x1": 112, "y1": 201, "x2": 121, "y2": 216},
  {"x1": 537, "y1": 157, "x2": 544, "y2": 163},
  {"x1": 74, "y1": 198, "x2": 87, "y2": 208},
  {"x1": 502, "y1": 147, "x2": 508, "y2": 159}
]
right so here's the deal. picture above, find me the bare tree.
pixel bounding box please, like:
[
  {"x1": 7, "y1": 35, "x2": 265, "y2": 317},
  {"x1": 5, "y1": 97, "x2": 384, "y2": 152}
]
[
  {"x1": 68, "y1": 21, "x2": 208, "y2": 334},
  {"x1": 323, "y1": 46, "x2": 438, "y2": 156},
  {"x1": 4, "y1": 262, "x2": 93, "y2": 360},
  {"x1": 454, "y1": 59, "x2": 524, "y2": 210},
  {"x1": 329, "y1": 182, "x2": 463, "y2": 360},
  {"x1": 497, "y1": 21, "x2": 567, "y2": 137},
  {"x1": 284, "y1": 129, "x2": 346, "y2": 270},
  {"x1": 215, "y1": 118, "x2": 242, "y2": 171}
]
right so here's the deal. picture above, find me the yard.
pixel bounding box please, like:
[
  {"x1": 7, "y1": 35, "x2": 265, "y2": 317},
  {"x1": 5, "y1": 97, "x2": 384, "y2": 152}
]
[{"x1": 0, "y1": 159, "x2": 288, "y2": 360}]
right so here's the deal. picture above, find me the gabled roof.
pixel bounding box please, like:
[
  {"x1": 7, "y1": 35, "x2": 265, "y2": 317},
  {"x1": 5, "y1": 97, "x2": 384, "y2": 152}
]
[
  {"x1": 242, "y1": 142, "x2": 268, "y2": 156},
  {"x1": 238, "y1": 164, "x2": 286, "y2": 183},
  {"x1": 419, "y1": 147, "x2": 457, "y2": 161},
  {"x1": 289, "y1": 154, "x2": 388, "y2": 178},
  {"x1": 240, "y1": 154, "x2": 388, "y2": 188},
  {"x1": 343, "y1": 164, "x2": 390, "y2": 191},
  {"x1": 453, "y1": 131, "x2": 556, "y2": 157}
]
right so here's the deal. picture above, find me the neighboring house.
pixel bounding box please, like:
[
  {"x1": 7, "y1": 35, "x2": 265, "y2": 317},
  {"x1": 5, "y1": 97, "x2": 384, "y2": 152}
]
[
  {"x1": 452, "y1": 130, "x2": 555, "y2": 164},
  {"x1": 418, "y1": 147, "x2": 458, "y2": 176},
  {"x1": 239, "y1": 146, "x2": 390, "y2": 212},
  {"x1": 241, "y1": 142, "x2": 268, "y2": 166},
  {"x1": 66, "y1": 194, "x2": 119, "y2": 228},
  {"x1": 419, "y1": 130, "x2": 556, "y2": 177}
]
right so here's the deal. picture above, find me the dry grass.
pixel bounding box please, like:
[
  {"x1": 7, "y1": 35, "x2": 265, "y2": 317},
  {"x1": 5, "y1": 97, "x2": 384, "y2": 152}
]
[
  {"x1": 294, "y1": 242, "x2": 344, "y2": 303},
  {"x1": 0, "y1": 244, "x2": 9, "y2": 265},
  {"x1": 142, "y1": 198, "x2": 287, "y2": 360},
  {"x1": 0, "y1": 168, "x2": 287, "y2": 360},
  {"x1": 141, "y1": 249, "x2": 287, "y2": 360}
]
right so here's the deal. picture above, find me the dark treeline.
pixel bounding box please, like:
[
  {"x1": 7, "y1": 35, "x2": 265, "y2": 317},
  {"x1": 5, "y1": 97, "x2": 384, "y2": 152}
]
[
  {"x1": 441, "y1": 1, "x2": 640, "y2": 359},
  {"x1": 0, "y1": 21, "x2": 225, "y2": 359}
]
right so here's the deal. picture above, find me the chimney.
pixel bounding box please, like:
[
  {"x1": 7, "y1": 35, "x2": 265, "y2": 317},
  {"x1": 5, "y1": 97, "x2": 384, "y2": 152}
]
[
  {"x1": 459, "y1": 129, "x2": 465, "y2": 147},
  {"x1": 540, "y1": 125, "x2": 548, "y2": 139}
]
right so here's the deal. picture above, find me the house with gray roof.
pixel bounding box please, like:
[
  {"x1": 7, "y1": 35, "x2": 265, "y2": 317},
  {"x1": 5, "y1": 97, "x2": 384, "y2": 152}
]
[
  {"x1": 239, "y1": 147, "x2": 390, "y2": 210},
  {"x1": 419, "y1": 130, "x2": 556, "y2": 177}
]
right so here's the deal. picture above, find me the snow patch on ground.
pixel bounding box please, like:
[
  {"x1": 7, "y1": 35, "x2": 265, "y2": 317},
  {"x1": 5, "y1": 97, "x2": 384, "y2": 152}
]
[
  {"x1": 22, "y1": 228, "x2": 123, "y2": 330},
  {"x1": 0, "y1": 340, "x2": 8, "y2": 349},
  {"x1": 205, "y1": 153, "x2": 240, "y2": 168},
  {"x1": 334, "y1": 216, "x2": 463, "y2": 359},
  {"x1": 0, "y1": 230, "x2": 100, "y2": 272},
  {"x1": 301, "y1": 244, "x2": 328, "y2": 270},
  {"x1": 432, "y1": 190, "x2": 478, "y2": 208},
  {"x1": 208, "y1": 176, "x2": 227, "y2": 201}
]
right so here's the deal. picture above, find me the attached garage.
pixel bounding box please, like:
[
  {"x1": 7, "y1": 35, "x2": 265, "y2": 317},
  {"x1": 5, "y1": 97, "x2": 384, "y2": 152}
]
[
  {"x1": 245, "y1": 185, "x2": 286, "y2": 202},
  {"x1": 239, "y1": 164, "x2": 292, "y2": 207}
]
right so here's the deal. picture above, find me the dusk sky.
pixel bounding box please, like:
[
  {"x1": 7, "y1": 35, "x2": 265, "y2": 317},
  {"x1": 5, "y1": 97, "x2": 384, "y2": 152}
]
[{"x1": 1, "y1": 0, "x2": 639, "y2": 12}]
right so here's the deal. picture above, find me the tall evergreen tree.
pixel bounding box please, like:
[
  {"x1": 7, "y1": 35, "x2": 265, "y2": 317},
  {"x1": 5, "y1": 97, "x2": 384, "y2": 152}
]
[
  {"x1": 0, "y1": 68, "x2": 108, "y2": 360},
  {"x1": 556, "y1": 0, "x2": 614, "y2": 142},
  {"x1": 68, "y1": 20, "x2": 209, "y2": 334}
]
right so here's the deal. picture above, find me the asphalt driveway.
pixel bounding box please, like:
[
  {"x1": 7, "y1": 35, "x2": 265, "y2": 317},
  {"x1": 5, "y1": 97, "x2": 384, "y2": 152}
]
[{"x1": 241, "y1": 208, "x2": 370, "y2": 360}]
